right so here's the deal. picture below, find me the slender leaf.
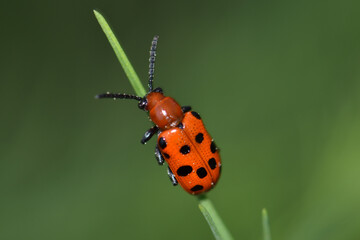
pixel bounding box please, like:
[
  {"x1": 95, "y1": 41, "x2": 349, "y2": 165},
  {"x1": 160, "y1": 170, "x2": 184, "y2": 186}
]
[
  {"x1": 198, "y1": 195, "x2": 234, "y2": 240},
  {"x1": 262, "y1": 208, "x2": 272, "y2": 240},
  {"x1": 93, "y1": 10, "x2": 146, "y2": 97}
]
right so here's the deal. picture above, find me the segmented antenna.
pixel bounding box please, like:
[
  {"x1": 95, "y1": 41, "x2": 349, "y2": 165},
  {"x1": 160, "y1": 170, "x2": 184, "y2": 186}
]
[
  {"x1": 148, "y1": 35, "x2": 159, "y2": 92},
  {"x1": 95, "y1": 92, "x2": 142, "y2": 101}
]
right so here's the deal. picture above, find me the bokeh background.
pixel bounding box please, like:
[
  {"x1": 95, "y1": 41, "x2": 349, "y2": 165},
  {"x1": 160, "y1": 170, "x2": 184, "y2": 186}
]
[{"x1": 1, "y1": 0, "x2": 360, "y2": 239}]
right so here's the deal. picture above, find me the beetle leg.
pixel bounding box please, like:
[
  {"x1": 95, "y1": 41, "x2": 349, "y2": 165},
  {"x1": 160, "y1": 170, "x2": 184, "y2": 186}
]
[
  {"x1": 141, "y1": 126, "x2": 159, "y2": 144},
  {"x1": 155, "y1": 145, "x2": 165, "y2": 165},
  {"x1": 181, "y1": 106, "x2": 192, "y2": 113},
  {"x1": 167, "y1": 167, "x2": 178, "y2": 186}
]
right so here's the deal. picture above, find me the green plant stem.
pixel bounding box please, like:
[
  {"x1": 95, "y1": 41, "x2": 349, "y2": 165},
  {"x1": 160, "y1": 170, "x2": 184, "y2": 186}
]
[
  {"x1": 262, "y1": 208, "x2": 272, "y2": 240},
  {"x1": 93, "y1": 10, "x2": 146, "y2": 97},
  {"x1": 94, "y1": 10, "x2": 233, "y2": 240},
  {"x1": 198, "y1": 195, "x2": 234, "y2": 240}
]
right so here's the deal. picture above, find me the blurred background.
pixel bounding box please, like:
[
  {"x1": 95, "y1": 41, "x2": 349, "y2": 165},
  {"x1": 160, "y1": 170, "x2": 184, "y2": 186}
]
[{"x1": 1, "y1": 0, "x2": 360, "y2": 239}]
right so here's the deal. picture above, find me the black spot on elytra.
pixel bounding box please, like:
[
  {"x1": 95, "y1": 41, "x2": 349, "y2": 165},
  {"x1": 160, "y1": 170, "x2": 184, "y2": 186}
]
[
  {"x1": 177, "y1": 165, "x2": 193, "y2": 176},
  {"x1": 191, "y1": 111, "x2": 201, "y2": 119},
  {"x1": 210, "y1": 141, "x2": 217, "y2": 153},
  {"x1": 163, "y1": 152, "x2": 170, "y2": 159},
  {"x1": 180, "y1": 145, "x2": 190, "y2": 154},
  {"x1": 159, "y1": 137, "x2": 167, "y2": 149},
  {"x1": 196, "y1": 167, "x2": 207, "y2": 178},
  {"x1": 177, "y1": 123, "x2": 184, "y2": 129},
  {"x1": 208, "y1": 158, "x2": 217, "y2": 169},
  {"x1": 191, "y1": 185, "x2": 204, "y2": 192},
  {"x1": 195, "y1": 133, "x2": 204, "y2": 143}
]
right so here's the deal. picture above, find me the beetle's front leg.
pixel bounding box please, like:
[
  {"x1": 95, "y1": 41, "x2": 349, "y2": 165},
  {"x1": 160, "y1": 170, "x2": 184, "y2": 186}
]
[
  {"x1": 141, "y1": 125, "x2": 159, "y2": 144},
  {"x1": 155, "y1": 145, "x2": 165, "y2": 165},
  {"x1": 167, "y1": 167, "x2": 178, "y2": 186},
  {"x1": 181, "y1": 106, "x2": 192, "y2": 113}
]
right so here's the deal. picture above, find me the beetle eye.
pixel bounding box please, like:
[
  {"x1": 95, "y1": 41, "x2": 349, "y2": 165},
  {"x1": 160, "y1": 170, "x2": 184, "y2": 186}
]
[
  {"x1": 153, "y1": 87, "x2": 163, "y2": 93},
  {"x1": 138, "y1": 98, "x2": 148, "y2": 110}
]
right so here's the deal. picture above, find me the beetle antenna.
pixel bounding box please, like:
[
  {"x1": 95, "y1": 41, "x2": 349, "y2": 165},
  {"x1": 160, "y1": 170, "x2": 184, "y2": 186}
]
[
  {"x1": 148, "y1": 35, "x2": 159, "y2": 92},
  {"x1": 95, "y1": 92, "x2": 142, "y2": 101}
]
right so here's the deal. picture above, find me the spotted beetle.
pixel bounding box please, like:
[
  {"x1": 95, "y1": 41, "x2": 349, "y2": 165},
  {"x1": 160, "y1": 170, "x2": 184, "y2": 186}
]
[{"x1": 96, "y1": 36, "x2": 221, "y2": 195}]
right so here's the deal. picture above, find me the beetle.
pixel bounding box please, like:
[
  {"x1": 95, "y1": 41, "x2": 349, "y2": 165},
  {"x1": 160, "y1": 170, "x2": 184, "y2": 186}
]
[{"x1": 96, "y1": 36, "x2": 221, "y2": 195}]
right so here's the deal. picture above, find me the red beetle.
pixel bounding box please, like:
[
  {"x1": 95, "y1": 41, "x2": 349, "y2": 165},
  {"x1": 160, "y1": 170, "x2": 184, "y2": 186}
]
[{"x1": 96, "y1": 36, "x2": 221, "y2": 194}]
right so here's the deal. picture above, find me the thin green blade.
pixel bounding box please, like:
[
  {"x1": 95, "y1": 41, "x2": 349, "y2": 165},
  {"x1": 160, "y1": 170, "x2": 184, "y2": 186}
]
[
  {"x1": 262, "y1": 208, "x2": 272, "y2": 240},
  {"x1": 93, "y1": 10, "x2": 146, "y2": 97},
  {"x1": 198, "y1": 195, "x2": 234, "y2": 240}
]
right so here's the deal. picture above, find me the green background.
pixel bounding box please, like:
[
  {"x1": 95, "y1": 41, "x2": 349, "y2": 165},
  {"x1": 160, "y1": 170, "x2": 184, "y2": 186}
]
[{"x1": 1, "y1": 0, "x2": 360, "y2": 239}]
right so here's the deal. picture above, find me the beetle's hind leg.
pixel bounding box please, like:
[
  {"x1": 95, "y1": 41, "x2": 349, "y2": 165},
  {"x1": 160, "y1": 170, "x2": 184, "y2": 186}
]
[
  {"x1": 167, "y1": 167, "x2": 178, "y2": 186},
  {"x1": 155, "y1": 145, "x2": 165, "y2": 165}
]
